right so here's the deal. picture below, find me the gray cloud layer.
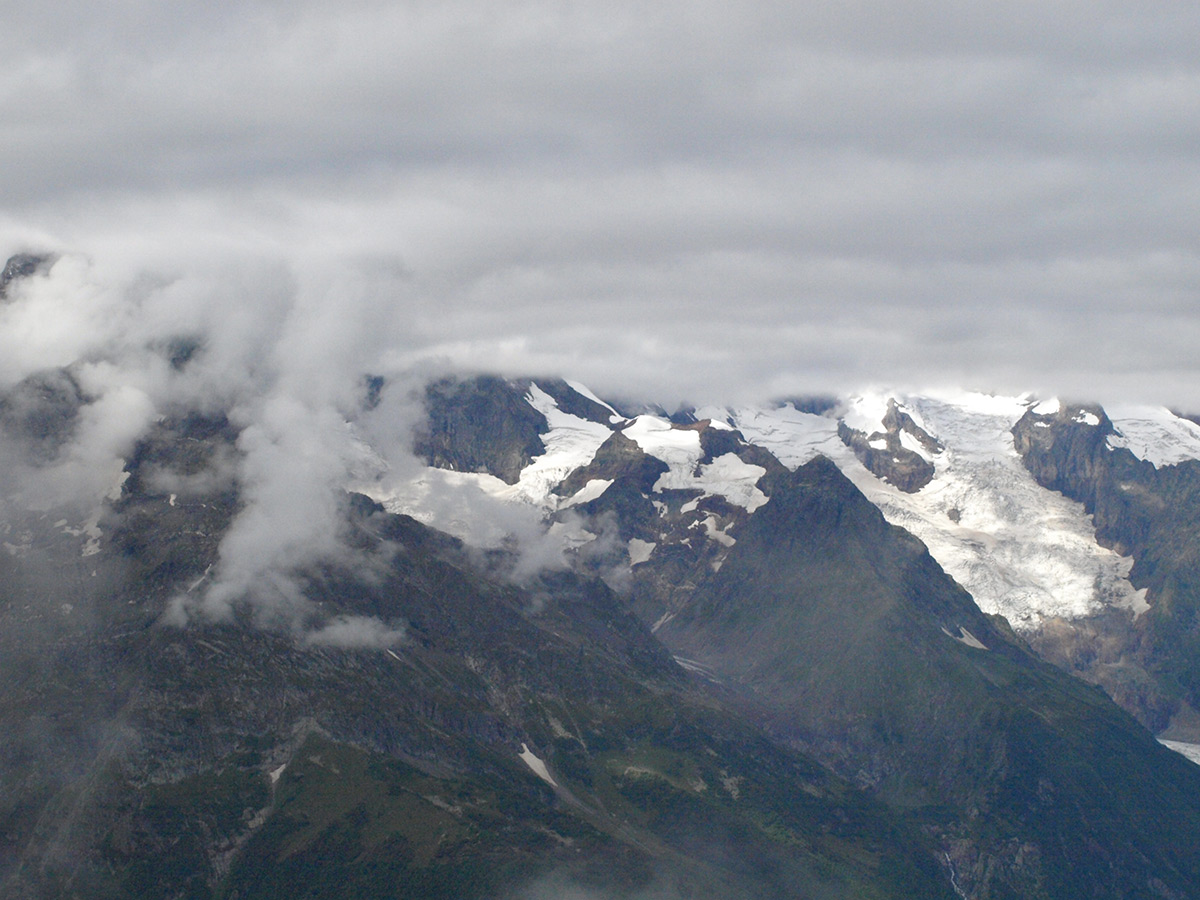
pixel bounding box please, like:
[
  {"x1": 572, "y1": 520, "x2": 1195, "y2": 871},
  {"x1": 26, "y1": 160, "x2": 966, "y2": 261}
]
[{"x1": 3, "y1": 1, "x2": 1200, "y2": 405}]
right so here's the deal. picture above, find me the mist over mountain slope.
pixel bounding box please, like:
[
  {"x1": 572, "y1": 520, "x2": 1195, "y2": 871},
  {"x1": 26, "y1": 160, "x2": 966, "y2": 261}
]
[{"x1": 5, "y1": 255, "x2": 1200, "y2": 898}]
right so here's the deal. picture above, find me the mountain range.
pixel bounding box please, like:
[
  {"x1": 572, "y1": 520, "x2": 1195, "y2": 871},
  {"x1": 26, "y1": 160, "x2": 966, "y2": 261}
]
[{"x1": 3, "y1": 258, "x2": 1200, "y2": 898}]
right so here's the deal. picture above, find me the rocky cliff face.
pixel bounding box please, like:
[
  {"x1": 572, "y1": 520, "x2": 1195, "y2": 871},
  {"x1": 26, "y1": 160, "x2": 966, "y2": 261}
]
[
  {"x1": 414, "y1": 375, "x2": 549, "y2": 484},
  {"x1": 1013, "y1": 403, "x2": 1200, "y2": 738}
]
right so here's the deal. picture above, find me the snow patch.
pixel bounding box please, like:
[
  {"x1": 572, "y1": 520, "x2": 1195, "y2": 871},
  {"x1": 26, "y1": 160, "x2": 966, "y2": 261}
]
[
  {"x1": 1073, "y1": 411, "x2": 1101, "y2": 426},
  {"x1": 898, "y1": 428, "x2": 936, "y2": 461},
  {"x1": 673, "y1": 656, "x2": 721, "y2": 682},
  {"x1": 941, "y1": 625, "x2": 987, "y2": 650},
  {"x1": 868, "y1": 437, "x2": 888, "y2": 450},
  {"x1": 185, "y1": 564, "x2": 212, "y2": 594},
  {"x1": 106, "y1": 470, "x2": 130, "y2": 501},
  {"x1": 547, "y1": 520, "x2": 597, "y2": 550},
  {"x1": 1160, "y1": 739, "x2": 1200, "y2": 767},
  {"x1": 626, "y1": 417, "x2": 767, "y2": 511},
  {"x1": 692, "y1": 453, "x2": 767, "y2": 512},
  {"x1": 625, "y1": 415, "x2": 703, "y2": 473},
  {"x1": 1032, "y1": 397, "x2": 1061, "y2": 416},
  {"x1": 269, "y1": 764, "x2": 287, "y2": 784},
  {"x1": 628, "y1": 538, "x2": 656, "y2": 566},
  {"x1": 80, "y1": 516, "x2": 103, "y2": 557},
  {"x1": 732, "y1": 403, "x2": 843, "y2": 468},
  {"x1": 518, "y1": 743, "x2": 558, "y2": 787},
  {"x1": 651, "y1": 609, "x2": 676, "y2": 632},
  {"x1": 561, "y1": 478, "x2": 613, "y2": 508},
  {"x1": 702, "y1": 516, "x2": 736, "y2": 547}
]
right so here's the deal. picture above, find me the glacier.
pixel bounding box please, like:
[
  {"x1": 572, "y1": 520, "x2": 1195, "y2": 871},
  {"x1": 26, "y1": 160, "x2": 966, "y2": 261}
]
[{"x1": 734, "y1": 391, "x2": 1149, "y2": 629}]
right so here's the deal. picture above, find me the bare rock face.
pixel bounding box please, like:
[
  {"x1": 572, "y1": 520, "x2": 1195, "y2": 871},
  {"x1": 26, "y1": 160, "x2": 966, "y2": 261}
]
[
  {"x1": 413, "y1": 375, "x2": 548, "y2": 484},
  {"x1": 0, "y1": 253, "x2": 51, "y2": 300},
  {"x1": 1010, "y1": 402, "x2": 1116, "y2": 498},
  {"x1": 838, "y1": 398, "x2": 942, "y2": 492}
]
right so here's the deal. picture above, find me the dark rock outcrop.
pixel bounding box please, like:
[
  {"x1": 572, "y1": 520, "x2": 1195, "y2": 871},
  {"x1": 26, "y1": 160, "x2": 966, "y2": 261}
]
[
  {"x1": 0, "y1": 253, "x2": 50, "y2": 300},
  {"x1": 838, "y1": 399, "x2": 942, "y2": 492},
  {"x1": 558, "y1": 431, "x2": 667, "y2": 498},
  {"x1": 414, "y1": 375, "x2": 548, "y2": 484},
  {"x1": 532, "y1": 377, "x2": 617, "y2": 425}
]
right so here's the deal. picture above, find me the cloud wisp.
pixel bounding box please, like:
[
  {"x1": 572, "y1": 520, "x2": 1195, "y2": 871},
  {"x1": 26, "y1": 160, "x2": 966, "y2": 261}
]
[{"x1": 0, "y1": 252, "x2": 415, "y2": 642}]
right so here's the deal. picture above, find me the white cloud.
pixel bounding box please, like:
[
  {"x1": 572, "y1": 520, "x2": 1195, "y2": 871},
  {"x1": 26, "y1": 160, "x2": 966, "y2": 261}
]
[{"x1": 304, "y1": 614, "x2": 405, "y2": 650}]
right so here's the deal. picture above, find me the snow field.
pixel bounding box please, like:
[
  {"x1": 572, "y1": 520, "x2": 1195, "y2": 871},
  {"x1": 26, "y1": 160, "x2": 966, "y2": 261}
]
[{"x1": 1106, "y1": 405, "x2": 1200, "y2": 468}]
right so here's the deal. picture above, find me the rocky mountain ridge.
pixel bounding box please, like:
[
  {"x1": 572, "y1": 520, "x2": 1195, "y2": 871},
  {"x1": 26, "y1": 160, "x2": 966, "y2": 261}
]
[{"x1": 396, "y1": 378, "x2": 1200, "y2": 742}]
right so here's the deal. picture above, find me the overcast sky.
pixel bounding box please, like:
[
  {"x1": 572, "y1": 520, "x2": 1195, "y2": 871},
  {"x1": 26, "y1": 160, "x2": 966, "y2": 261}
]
[{"x1": 3, "y1": 0, "x2": 1200, "y2": 407}]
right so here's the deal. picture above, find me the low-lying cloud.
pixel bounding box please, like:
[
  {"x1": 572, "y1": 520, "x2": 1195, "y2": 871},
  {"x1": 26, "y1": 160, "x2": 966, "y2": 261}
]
[
  {"x1": 304, "y1": 614, "x2": 406, "y2": 650},
  {"x1": 0, "y1": 253, "x2": 414, "y2": 641}
]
